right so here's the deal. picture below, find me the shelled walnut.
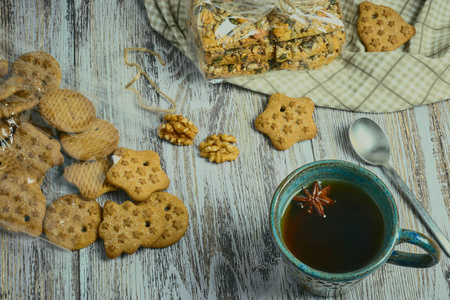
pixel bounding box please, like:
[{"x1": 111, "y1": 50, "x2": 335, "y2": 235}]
[
  {"x1": 157, "y1": 114, "x2": 198, "y2": 146},
  {"x1": 199, "y1": 134, "x2": 239, "y2": 163}
]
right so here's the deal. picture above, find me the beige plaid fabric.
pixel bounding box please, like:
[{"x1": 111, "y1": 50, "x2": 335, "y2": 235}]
[{"x1": 143, "y1": 0, "x2": 450, "y2": 112}]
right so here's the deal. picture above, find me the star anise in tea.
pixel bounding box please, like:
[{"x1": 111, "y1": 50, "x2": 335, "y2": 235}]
[{"x1": 293, "y1": 181, "x2": 335, "y2": 217}]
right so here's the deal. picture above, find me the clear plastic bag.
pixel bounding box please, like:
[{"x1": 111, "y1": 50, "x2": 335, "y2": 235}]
[
  {"x1": 189, "y1": 0, "x2": 345, "y2": 82},
  {"x1": 0, "y1": 18, "x2": 193, "y2": 256},
  {"x1": 0, "y1": 45, "x2": 170, "y2": 252},
  {"x1": 0, "y1": 50, "x2": 104, "y2": 250}
]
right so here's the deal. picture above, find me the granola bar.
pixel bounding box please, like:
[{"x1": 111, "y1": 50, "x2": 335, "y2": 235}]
[
  {"x1": 276, "y1": 29, "x2": 345, "y2": 62},
  {"x1": 272, "y1": 50, "x2": 341, "y2": 71},
  {"x1": 192, "y1": 0, "x2": 271, "y2": 52},
  {"x1": 204, "y1": 61, "x2": 270, "y2": 79},
  {"x1": 204, "y1": 44, "x2": 275, "y2": 65},
  {"x1": 269, "y1": 0, "x2": 344, "y2": 42}
]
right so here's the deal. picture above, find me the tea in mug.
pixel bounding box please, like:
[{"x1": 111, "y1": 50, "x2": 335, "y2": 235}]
[{"x1": 281, "y1": 180, "x2": 385, "y2": 273}]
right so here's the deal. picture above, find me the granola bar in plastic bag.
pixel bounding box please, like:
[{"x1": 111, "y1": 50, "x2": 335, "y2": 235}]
[{"x1": 189, "y1": 0, "x2": 345, "y2": 82}]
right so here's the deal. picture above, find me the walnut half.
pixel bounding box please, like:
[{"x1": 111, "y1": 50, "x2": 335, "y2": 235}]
[
  {"x1": 157, "y1": 114, "x2": 198, "y2": 146},
  {"x1": 199, "y1": 134, "x2": 239, "y2": 164}
]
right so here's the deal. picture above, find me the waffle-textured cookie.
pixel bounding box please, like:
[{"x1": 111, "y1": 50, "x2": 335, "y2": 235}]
[
  {"x1": 60, "y1": 119, "x2": 119, "y2": 161},
  {"x1": 43, "y1": 194, "x2": 102, "y2": 250},
  {"x1": 255, "y1": 93, "x2": 317, "y2": 151},
  {"x1": 39, "y1": 89, "x2": 96, "y2": 133},
  {"x1": 0, "y1": 51, "x2": 61, "y2": 100},
  {"x1": 0, "y1": 169, "x2": 46, "y2": 236},
  {"x1": 0, "y1": 119, "x2": 14, "y2": 142},
  {"x1": 106, "y1": 148, "x2": 170, "y2": 202},
  {"x1": 145, "y1": 192, "x2": 189, "y2": 248},
  {"x1": 0, "y1": 122, "x2": 64, "y2": 181},
  {"x1": 98, "y1": 201, "x2": 164, "y2": 259},
  {"x1": 0, "y1": 147, "x2": 19, "y2": 173},
  {"x1": 357, "y1": 1, "x2": 415, "y2": 52},
  {"x1": 0, "y1": 91, "x2": 39, "y2": 118},
  {"x1": 64, "y1": 158, "x2": 118, "y2": 200},
  {"x1": 0, "y1": 59, "x2": 8, "y2": 77}
]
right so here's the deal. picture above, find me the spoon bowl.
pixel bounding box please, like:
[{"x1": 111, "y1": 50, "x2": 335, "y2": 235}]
[{"x1": 349, "y1": 117, "x2": 391, "y2": 166}]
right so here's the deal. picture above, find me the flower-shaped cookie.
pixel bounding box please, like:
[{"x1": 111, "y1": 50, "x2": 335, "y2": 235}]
[
  {"x1": 106, "y1": 148, "x2": 170, "y2": 202},
  {"x1": 255, "y1": 93, "x2": 317, "y2": 151}
]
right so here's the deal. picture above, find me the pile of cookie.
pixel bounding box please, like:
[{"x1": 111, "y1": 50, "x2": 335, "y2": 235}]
[
  {"x1": 0, "y1": 51, "x2": 190, "y2": 258},
  {"x1": 191, "y1": 0, "x2": 345, "y2": 79}
]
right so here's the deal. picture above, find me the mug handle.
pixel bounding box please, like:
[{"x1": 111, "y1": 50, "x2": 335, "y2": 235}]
[{"x1": 387, "y1": 229, "x2": 441, "y2": 268}]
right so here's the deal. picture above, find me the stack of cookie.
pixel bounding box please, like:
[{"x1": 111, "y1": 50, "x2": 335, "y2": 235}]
[
  {"x1": 62, "y1": 146, "x2": 190, "y2": 257},
  {"x1": 192, "y1": 0, "x2": 273, "y2": 79},
  {"x1": 46, "y1": 97, "x2": 190, "y2": 256},
  {"x1": 0, "y1": 51, "x2": 190, "y2": 258},
  {"x1": 0, "y1": 51, "x2": 65, "y2": 236}
]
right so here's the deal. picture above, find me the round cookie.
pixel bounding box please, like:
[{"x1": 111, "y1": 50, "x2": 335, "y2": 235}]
[
  {"x1": 0, "y1": 51, "x2": 62, "y2": 100},
  {"x1": 43, "y1": 194, "x2": 102, "y2": 250},
  {"x1": 13, "y1": 51, "x2": 62, "y2": 92},
  {"x1": 99, "y1": 201, "x2": 165, "y2": 259},
  {"x1": 0, "y1": 169, "x2": 47, "y2": 237},
  {"x1": 145, "y1": 192, "x2": 189, "y2": 248},
  {"x1": 39, "y1": 89, "x2": 96, "y2": 133},
  {"x1": 60, "y1": 119, "x2": 119, "y2": 161}
]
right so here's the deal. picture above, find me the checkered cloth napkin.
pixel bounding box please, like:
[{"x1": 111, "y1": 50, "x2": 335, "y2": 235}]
[{"x1": 143, "y1": 0, "x2": 450, "y2": 112}]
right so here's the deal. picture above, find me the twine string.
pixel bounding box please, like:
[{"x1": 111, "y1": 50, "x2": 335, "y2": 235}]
[{"x1": 124, "y1": 47, "x2": 176, "y2": 113}]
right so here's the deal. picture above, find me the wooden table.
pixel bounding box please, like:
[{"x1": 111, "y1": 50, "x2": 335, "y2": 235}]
[{"x1": 1, "y1": 1, "x2": 449, "y2": 299}]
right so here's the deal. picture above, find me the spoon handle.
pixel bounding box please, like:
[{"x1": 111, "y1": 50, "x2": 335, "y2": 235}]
[{"x1": 383, "y1": 163, "x2": 450, "y2": 258}]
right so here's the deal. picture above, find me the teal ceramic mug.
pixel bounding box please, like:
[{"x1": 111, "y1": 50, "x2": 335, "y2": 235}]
[{"x1": 270, "y1": 160, "x2": 441, "y2": 297}]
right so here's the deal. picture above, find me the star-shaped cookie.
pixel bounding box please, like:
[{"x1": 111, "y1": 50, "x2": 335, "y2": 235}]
[
  {"x1": 255, "y1": 93, "x2": 317, "y2": 151},
  {"x1": 357, "y1": 1, "x2": 415, "y2": 52},
  {"x1": 106, "y1": 148, "x2": 170, "y2": 202}
]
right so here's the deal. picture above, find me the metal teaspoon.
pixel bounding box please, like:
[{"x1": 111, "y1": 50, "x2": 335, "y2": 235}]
[{"x1": 349, "y1": 117, "x2": 450, "y2": 258}]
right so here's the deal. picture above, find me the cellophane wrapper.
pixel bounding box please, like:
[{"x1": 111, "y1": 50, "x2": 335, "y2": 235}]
[
  {"x1": 0, "y1": 35, "x2": 152, "y2": 251},
  {"x1": 188, "y1": 0, "x2": 346, "y2": 82}
]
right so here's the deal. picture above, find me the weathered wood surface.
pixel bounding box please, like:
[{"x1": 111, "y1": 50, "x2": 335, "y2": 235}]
[{"x1": 0, "y1": 0, "x2": 449, "y2": 299}]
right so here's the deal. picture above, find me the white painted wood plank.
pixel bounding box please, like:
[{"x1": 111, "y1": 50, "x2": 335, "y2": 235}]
[{"x1": 0, "y1": 1, "x2": 80, "y2": 299}]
